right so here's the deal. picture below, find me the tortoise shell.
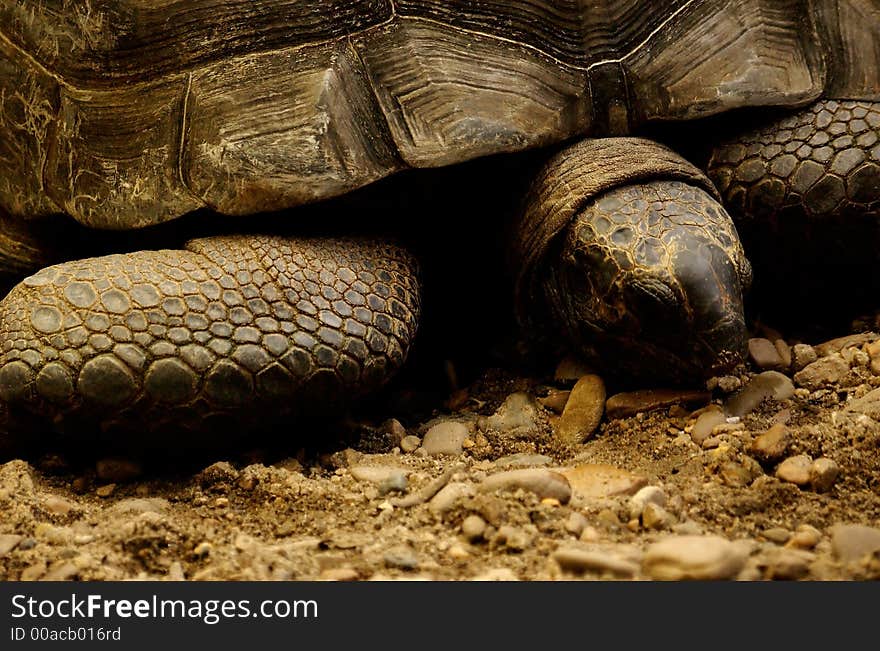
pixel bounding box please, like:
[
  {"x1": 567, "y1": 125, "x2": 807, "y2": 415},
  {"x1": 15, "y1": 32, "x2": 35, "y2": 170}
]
[{"x1": 0, "y1": 0, "x2": 877, "y2": 228}]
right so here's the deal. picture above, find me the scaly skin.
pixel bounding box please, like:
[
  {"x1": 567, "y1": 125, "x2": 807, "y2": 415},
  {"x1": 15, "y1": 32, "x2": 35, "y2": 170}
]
[{"x1": 0, "y1": 236, "x2": 419, "y2": 449}]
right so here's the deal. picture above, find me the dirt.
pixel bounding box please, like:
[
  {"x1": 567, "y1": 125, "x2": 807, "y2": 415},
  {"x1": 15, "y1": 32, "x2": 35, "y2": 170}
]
[{"x1": 1, "y1": 330, "x2": 880, "y2": 582}]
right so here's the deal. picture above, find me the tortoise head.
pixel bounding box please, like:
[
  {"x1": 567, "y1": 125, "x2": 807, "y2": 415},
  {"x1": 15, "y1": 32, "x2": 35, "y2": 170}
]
[{"x1": 514, "y1": 138, "x2": 752, "y2": 384}]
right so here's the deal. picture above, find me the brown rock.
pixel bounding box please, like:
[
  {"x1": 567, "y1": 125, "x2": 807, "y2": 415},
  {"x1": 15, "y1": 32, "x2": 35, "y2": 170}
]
[
  {"x1": 867, "y1": 341, "x2": 880, "y2": 375},
  {"x1": 793, "y1": 356, "x2": 850, "y2": 389},
  {"x1": 748, "y1": 337, "x2": 785, "y2": 370},
  {"x1": 809, "y1": 458, "x2": 840, "y2": 493},
  {"x1": 691, "y1": 407, "x2": 727, "y2": 445},
  {"x1": 422, "y1": 421, "x2": 469, "y2": 456},
  {"x1": 556, "y1": 375, "x2": 605, "y2": 444},
  {"x1": 750, "y1": 423, "x2": 792, "y2": 464},
  {"x1": 724, "y1": 371, "x2": 795, "y2": 417},
  {"x1": 538, "y1": 389, "x2": 571, "y2": 414},
  {"x1": 558, "y1": 464, "x2": 647, "y2": 500},
  {"x1": 0, "y1": 534, "x2": 23, "y2": 557},
  {"x1": 606, "y1": 389, "x2": 710, "y2": 420},
  {"x1": 479, "y1": 469, "x2": 571, "y2": 504},
  {"x1": 553, "y1": 547, "x2": 639, "y2": 577},
  {"x1": 847, "y1": 387, "x2": 880, "y2": 420},
  {"x1": 791, "y1": 344, "x2": 818, "y2": 371},
  {"x1": 776, "y1": 455, "x2": 812, "y2": 486},
  {"x1": 643, "y1": 535, "x2": 748, "y2": 580},
  {"x1": 774, "y1": 339, "x2": 793, "y2": 370},
  {"x1": 815, "y1": 333, "x2": 877, "y2": 357}
]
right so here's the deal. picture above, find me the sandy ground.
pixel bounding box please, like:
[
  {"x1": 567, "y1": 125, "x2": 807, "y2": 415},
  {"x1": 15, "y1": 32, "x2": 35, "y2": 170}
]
[{"x1": 1, "y1": 324, "x2": 880, "y2": 583}]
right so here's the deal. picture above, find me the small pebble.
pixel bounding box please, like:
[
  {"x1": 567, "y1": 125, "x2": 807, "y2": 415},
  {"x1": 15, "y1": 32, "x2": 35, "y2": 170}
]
[
  {"x1": 196, "y1": 461, "x2": 239, "y2": 487},
  {"x1": 786, "y1": 525, "x2": 822, "y2": 550},
  {"x1": 20, "y1": 563, "x2": 47, "y2": 581},
  {"x1": 192, "y1": 542, "x2": 212, "y2": 558},
  {"x1": 830, "y1": 524, "x2": 880, "y2": 563},
  {"x1": 552, "y1": 547, "x2": 639, "y2": 577},
  {"x1": 643, "y1": 535, "x2": 748, "y2": 580},
  {"x1": 763, "y1": 548, "x2": 813, "y2": 580},
  {"x1": 809, "y1": 458, "x2": 840, "y2": 493},
  {"x1": 471, "y1": 568, "x2": 519, "y2": 581},
  {"x1": 447, "y1": 543, "x2": 471, "y2": 560},
  {"x1": 774, "y1": 339, "x2": 792, "y2": 370},
  {"x1": 421, "y1": 421, "x2": 469, "y2": 456},
  {"x1": 628, "y1": 486, "x2": 667, "y2": 520},
  {"x1": 776, "y1": 455, "x2": 812, "y2": 486},
  {"x1": 43, "y1": 561, "x2": 78, "y2": 582},
  {"x1": 381, "y1": 418, "x2": 407, "y2": 445},
  {"x1": 400, "y1": 435, "x2": 421, "y2": 453},
  {"x1": 791, "y1": 343, "x2": 818, "y2": 371},
  {"x1": 748, "y1": 337, "x2": 785, "y2": 370},
  {"x1": 815, "y1": 333, "x2": 876, "y2": 357},
  {"x1": 481, "y1": 392, "x2": 540, "y2": 435},
  {"x1": 606, "y1": 389, "x2": 710, "y2": 420},
  {"x1": 555, "y1": 374, "x2": 605, "y2": 444},
  {"x1": 762, "y1": 527, "x2": 791, "y2": 544},
  {"x1": 383, "y1": 545, "x2": 420, "y2": 570},
  {"x1": 95, "y1": 484, "x2": 116, "y2": 498},
  {"x1": 494, "y1": 453, "x2": 552, "y2": 468},
  {"x1": 349, "y1": 465, "x2": 408, "y2": 490},
  {"x1": 793, "y1": 356, "x2": 850, "y2": 389},
  {"x1": 479, "y1": 468, "x2": 571, "y2": 503},
  {"x1": 96, "y1": 457, "x2": 143, "y2": 483},
  {"x1": 43, "y1": 495, "x2": 78, "y2": 516},
  {"x1": 579, "y1": 526, "x2": 601, "y2": 542},
  {"x1": 691, "y1": 407, "x2": 726, "y2": 445},
  {"x1": 750, "y1": 423, "x2": 792, "y2": 464},
  {"x1": 167, "y1": 562, "x2": 185, "y2": 581},
  {"x1": 320, "y1": 567, "x2": 360, "y2": 582},
  {"x1": 428, "y1": 482, "x2": 476, "y2": 514},
  {"x1": 724, "y1": 371, "x2": 795, "y2": 417},
  {"x1": 642, "y1": 503, "x2": 671, "y2": 530},
  {"x1": 559, "y1": 464, "x2": 647, "y2": 500},
  {"x1": 565, "y1": 512, "x2": 589, "y2": 537},
  {"x1": 461, "y1": 515, "x2": 487, "y2": 542},
  {"x1": 490, "y1": 525, "x2": 532, "y2": 552},
  {"x1": 538, "y1": 389, "x2": 571, "y2": 413}
]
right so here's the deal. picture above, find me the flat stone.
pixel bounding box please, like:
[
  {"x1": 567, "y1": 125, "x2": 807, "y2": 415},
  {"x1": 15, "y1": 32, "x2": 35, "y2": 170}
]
[
  {"x1": 481, "y1": 392, "x2": 540, "y2": 435},
  {"x1": 320, "y1": 568, "x2": 360, "y2": 582},
  {"x1": 724, "y1": 371, "x2": 795, "y2": 417},
  {"x1": 750, "y1": 423, "x2": 792, "y2": 463},
  {"x1": 558, "y1": 464, "x2": 647, "y2": 500},
  {"x1": 479, "y1": 469, "x2": 571, "y2": 504},
  {"x1": 421, "y1": 421, "x2": 469, "y2": 456},
  {"x1": 774, "y1": 339, "x2": 792, "y2": 370},
  {"x1": 43, "y1": 495, "x2": 79, "y2": 516},
  {"x1": 786, "y1": 525, "x2": 822, "y2": 550},
  {"x1": 691, "y1": 407, "x2": 726, "y2": 445},
  {"x1": 643, "y1": 535, "x2": 748, "y2": 580},
  {"x1": 776, "y1": 455, "x2": 812, "y2": 486},
  {"x1": 556, "y1": 375, "x2": 605, "y2": 444},
  {"x1": 349, "y1": 465, "x2": 408, "y2": 488},
  {"x1": 107, "y1": 498, "x2": 169, "y2": 516},
  {"x1": 749, "y1": 338, "x2": 785, "y2": 370},
  {"x1": 830, "y1": 524, "x2": 880, "y2": 563},
  {"x1": 0, "y1": 534, "x2": 23, "y2": 557},
  {"x1": 553, "y1": 546, "x2": 639, "y2": 577},
  {"x1": 494, "y1": 453, "x2": 552, "y2": 468},
  {"x1": 793, "y1": 356, "x2": 850, "y2": 389},
  {"x1": 606, "y1": 389, "x2": 710, "y2": 420},
  {"x1": 428, "y1": 482, "x2": 476, "y2": 514},
  {"x1": 383, "y1": 545, "x2": 420, "y2": 571},
  {"x1": 809, "y1": 458, "x2": 840, "y2": 493},
  {"x1": 565, "y1": 512, "x2": 589, "y2": 537},
  {"x1": 815, "y1": 333, "x2": 877, "y2": 357},
  {"x1": 791, "y1": 344, "x2": 818, "y2": 371}
]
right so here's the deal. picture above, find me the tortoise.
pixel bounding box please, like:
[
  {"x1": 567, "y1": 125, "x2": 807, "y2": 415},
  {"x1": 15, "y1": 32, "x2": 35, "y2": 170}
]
[{"x1": 0, "y1": 0, "x2": 877, "y2": 453}]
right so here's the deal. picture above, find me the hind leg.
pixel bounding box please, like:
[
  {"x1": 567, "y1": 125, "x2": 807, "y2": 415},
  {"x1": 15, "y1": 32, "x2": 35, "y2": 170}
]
[{"x1": 707, "y1": 99, "x2": 880, "y2": 322}]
